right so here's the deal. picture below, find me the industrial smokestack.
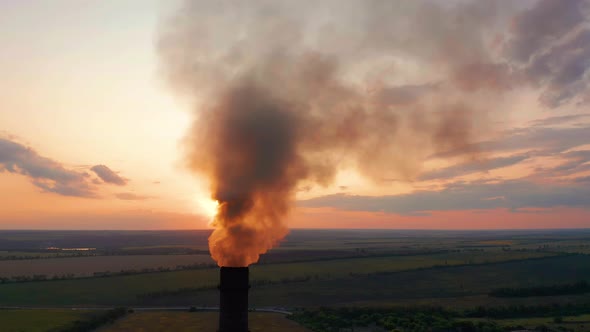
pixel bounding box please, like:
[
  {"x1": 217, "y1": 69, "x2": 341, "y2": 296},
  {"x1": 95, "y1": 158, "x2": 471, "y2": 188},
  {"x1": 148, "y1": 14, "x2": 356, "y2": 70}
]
[{"x1": 219, "y1": 267, "x2": 249, "y2": 332}]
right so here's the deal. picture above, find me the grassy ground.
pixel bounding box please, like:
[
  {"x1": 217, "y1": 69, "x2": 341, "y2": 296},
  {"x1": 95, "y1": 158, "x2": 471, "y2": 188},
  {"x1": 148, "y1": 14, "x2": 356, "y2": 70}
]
[
  {"x1": 0, "y1": 254, "x2": 213, "y2": 278},
  {"x1": 99, "y1": 312, "x2": 311, "y2": 332},
  {"x1": 0, "y1": 251, "x2": 562, "y2": 306},
  {"x1": 145, "y1": 254, "x2": 590, "y2": 308},
  {"x1": 464, "y1": 314, "x2": 590, "y2": 331},
  {"x1": 0, "y1": 309, "x2": 92, "y2": 332},
  {"x1": 0, "y1": 251, "x2": 66, "y2": 258}
]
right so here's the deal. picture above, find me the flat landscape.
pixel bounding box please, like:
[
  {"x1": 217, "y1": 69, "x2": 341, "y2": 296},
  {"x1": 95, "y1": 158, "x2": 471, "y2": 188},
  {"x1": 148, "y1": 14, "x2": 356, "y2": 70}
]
[
  {"x1": 0, "y1": 309, "x2": 95, "y2": 332},
  {"x1": 0, "y1": 254, "x2": 214, "y2": 278},
  {"x1": 0, "y1": 229, "x2": 589, "y2": 331},
  {"x1": 98, "y1": 312, "x2": 311, "y2": 332}
]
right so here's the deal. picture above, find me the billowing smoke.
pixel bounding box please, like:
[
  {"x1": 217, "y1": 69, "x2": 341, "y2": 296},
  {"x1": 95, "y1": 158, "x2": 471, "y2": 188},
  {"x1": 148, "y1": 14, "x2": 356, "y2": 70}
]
[{"x1": 158, "y1": 0, "x2": 527, "y2": 266}]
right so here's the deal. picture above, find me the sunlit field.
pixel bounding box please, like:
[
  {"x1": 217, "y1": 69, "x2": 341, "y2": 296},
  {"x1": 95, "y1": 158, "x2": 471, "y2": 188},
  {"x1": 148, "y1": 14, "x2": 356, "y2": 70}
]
[{"x1": 1, "y1": 230, "x2": 590, "y2": 331}]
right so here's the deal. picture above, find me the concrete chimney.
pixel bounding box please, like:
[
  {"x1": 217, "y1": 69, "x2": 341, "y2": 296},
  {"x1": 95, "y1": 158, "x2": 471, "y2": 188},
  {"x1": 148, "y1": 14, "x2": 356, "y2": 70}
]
[{"x1": 219, "y1": 266, "x2": 249, "y2": 332}]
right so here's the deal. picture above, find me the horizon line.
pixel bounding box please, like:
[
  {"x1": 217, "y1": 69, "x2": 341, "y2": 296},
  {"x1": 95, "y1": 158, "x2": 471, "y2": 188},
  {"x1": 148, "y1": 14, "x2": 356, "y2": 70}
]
[{"x1": 0, "y1": 227, "x2": 589, "y2": 232}]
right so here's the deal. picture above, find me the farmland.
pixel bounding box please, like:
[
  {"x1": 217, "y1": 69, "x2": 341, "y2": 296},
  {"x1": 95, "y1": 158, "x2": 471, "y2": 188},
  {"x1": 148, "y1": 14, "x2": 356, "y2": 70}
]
[
  {"x1": 1, "y1": 229, "x2": 590, "y2": 331},
  {"x1": 99, "y1": 311, "x2": 311, "y2": 332},
  {"x1": 463, "y1": 314, "x2": 590, "y2": 332},
  {"x1": 0, "y1": 254, "x2": 213, "y2": 278},
  {"x1": 0, "y1": 252, "x2": 571, "y2": 306},
  {"x1": 0, "y1": 309, "x2": 93, "y2": 332}
]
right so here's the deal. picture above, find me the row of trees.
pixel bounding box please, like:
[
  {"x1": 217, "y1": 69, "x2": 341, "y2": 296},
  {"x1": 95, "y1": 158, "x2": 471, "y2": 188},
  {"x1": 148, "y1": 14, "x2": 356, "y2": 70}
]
[
  {"x1": 137, "y1": 285, "x2": 217, "y2": 300},
  {"x1": 463, "y1": 302, "x2": 590, "y2": 319},
  {"x1": 290, "y1": 307, "x2": 511, "y2": 332},
  {"x1": 137, "y1": 275, "x2": 322, "y2": 300},
  {"x1": 290, "y1": 304, "x2": 590, "y2": 332},
  {"x1": 0, "y1": 262, "x2": 217, "y2": 284},
  {"x1": 489, "y1": 280, "x2": 590, "y2": 298},
  {"x1": 0, "y1": 253, "x2": 94, "y2": 261},
  {"x1": 0, "y1": 274, "x2": 76, "y2": 283},
  {"x1": 50, "y1": 307, "x2": 129, "y2": 332}
]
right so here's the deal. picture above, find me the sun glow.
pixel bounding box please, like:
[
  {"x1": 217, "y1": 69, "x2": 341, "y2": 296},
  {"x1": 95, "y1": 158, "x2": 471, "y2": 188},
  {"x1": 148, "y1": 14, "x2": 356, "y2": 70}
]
[{"x1": 197, "y1": 196, "x2": 219, "y2": 220}]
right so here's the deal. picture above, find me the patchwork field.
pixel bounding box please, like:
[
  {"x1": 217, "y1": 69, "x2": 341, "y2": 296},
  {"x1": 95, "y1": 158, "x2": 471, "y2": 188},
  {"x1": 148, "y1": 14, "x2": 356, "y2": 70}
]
[
  {"x1": 1, "y1": 229, "x2": 590, "y2": 331},
  {"x1": 463, "y1": 314, "x2": 590, "y2": 332},
  {"x1": 98, "y1": 312, "x2": 311, "y2": 332},
  {"x1": 0, "y1": 252, "x2": 569, "y2": 306},
  {"x1": 0, "y1": 254, "x2": 213, "y2": 278},
  {"x1": 0, "y1": 309, "x2": 92, "y2": 332}
]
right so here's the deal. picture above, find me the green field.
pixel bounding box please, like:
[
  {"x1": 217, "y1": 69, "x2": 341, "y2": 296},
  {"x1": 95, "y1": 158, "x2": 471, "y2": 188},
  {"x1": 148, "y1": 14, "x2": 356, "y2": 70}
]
[
  {"x1": 0, "y1": 309, "x2": 92, "y2": 332},
  {"x1": 464, "y1": 314, "x2": 590, "y2": 331},
  {"x1": 2, "y1": 230, "x2": 590, "y2": 331},
  {"x1": 98, "y1": 312, "x2": 310, "y2": 332},
  {"x1": 0, "y1": 251, "x2": 68, "y2": 259},
  {"x1": 0, "y1": 251, "x2": 564, "y2": 306},
  {"x1": 244, "y1": 254, "x2": 590, "y2": 307},
  {"x1": 0, "y1": 254, "x2": 213, "y2": 278}
]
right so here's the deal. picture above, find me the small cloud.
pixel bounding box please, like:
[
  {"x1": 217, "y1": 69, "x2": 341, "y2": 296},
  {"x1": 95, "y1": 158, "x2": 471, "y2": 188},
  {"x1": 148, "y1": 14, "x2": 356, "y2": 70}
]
[
  {"x1": 339, "y1": 185, "x2": 348, "y2": 191},
  {"x1": 421, "y1": 153, "x2": 531, "y2": 181},
  {"x1": 91, "y1": 165, "x2": 127, "y2": 186},
  {"x1": 0, "y1": 137, "x2": 97, "y2": 198},
  {"x1": 530, "y1": 113, "x2": 590, "y2": 127},
  {"x1": 573, "y1": 176, "x2": 590, "y2": 183},
  {"x1": 115, "y1": 192, "x2": 151, "y2": 201},
  {"x1": 482, "y1": 196, "x2": 506, "y2": 201}
]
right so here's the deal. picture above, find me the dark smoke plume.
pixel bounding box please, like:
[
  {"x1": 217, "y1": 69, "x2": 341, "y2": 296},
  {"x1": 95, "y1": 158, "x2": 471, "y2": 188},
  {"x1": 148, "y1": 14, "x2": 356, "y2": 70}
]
[{"x1": 159, "y1": 0, "x2": 509, "y2": 266}]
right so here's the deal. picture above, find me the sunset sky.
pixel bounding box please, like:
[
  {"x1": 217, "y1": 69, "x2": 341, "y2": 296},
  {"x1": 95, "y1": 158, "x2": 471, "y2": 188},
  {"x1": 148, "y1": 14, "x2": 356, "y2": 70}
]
[{"x1": 1, "y1": 0, "x2": 589, "y2": 230}]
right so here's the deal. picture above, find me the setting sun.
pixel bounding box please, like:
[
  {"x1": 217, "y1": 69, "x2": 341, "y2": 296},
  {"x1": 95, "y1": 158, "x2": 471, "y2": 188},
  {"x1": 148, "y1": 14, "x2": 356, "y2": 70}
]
[{"x1": 196, "y1": 196, "x2": 219, "y2": 220}]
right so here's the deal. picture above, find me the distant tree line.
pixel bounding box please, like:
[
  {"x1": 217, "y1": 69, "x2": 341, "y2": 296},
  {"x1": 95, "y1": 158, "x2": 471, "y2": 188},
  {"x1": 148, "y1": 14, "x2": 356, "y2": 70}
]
[
  {"x1": 0, "y1": 262, "x2": 217, "y2": 284},
  {"x1": 0, "y1": 252, "x2": 95, "y2": 261},
  {"x1": 463, "y1": 302, "x2": 590, "y2": 319},
  {"x1": 291, "y1": 304, "x2": 590, "y2": 332},
  {"x1": 489, "y1": 280, "x2": 590, "y2": 298},
  {"x1": 0, "y1": 248, "x2": 213, "y2": 261},
  {"x1": 137, "y1": 286, "x2": 217, "y2": 300},
  {"x1": 0, "y1": 274, "x2": 76, "y2": 283},
  {"x1": 290, "y1": 307, "x2": 508, "y2": 332},
  {"x1": 50, "y1": 307, "x2": 129, "y2": 332},
  {"x1": 137, "y1": 275, "x2": 322, "y2": 301}
]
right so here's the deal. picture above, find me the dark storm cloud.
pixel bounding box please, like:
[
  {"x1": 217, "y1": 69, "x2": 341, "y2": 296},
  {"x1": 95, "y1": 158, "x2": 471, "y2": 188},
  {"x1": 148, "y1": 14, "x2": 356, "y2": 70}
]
[
  {"x1": 91, "y1": 165, "x2": 127, "y2": 186},
  {"x1": 299, "y1": 180, "x2": 590, "y2": 215},
  {"x1": 0, "y1": 137, "x2": 124, "y2": 198}
]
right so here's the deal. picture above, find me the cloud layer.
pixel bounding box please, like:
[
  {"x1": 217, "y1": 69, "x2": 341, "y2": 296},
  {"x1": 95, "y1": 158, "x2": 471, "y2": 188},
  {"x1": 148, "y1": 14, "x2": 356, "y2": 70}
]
[
  {"x1": 0, "y1": 137, "x2": 127, "y2": 198},
  {"x1": 300, "y1": 180, "x2": 590, "y2": 216},
  {"x1": 160, "y1": 0, "x2": 590, "y2": 229},
  {"x1": 302, "y1": 118, "x2": 590, "y2": 216}
]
